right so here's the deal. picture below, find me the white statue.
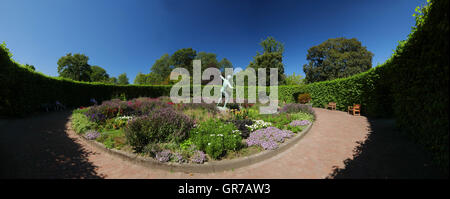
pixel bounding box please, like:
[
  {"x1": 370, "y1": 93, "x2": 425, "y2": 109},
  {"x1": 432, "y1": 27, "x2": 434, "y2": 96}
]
[{"x1": 217, "y1": 75, "x2": 234, "y2": 109}]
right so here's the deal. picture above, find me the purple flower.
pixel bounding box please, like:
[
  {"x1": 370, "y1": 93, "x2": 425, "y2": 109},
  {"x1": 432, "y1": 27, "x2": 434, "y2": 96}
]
[
  {"x1": 173, "y1": 152, "x2": 184, "y2": 163},
  {"x1": 191, "y1": 150, "x2": 206, "y2": 164},
  {"x1": 85, "y1": 130, "x2": 100, "y2": 140},
  {"x1": 156, "y1": 150, "x2": 171, "y2": 163},
  {"x1": 246, "y1": 127, "x2": 294, "y2": 150},
  {"x1": 289, "y1": 120, "x2": 311, "y2": 127}
]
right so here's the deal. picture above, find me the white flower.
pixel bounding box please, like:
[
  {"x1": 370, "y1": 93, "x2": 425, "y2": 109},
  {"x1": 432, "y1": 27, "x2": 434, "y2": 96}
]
[{"x1": 208, "y1": 143, "x2": 211, "y2": 146}]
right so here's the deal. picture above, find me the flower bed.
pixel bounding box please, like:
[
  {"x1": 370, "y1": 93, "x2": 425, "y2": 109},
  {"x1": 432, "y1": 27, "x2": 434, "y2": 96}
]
[{"x1": 70, "y1": 96, "x2": 314, "y2": 164}]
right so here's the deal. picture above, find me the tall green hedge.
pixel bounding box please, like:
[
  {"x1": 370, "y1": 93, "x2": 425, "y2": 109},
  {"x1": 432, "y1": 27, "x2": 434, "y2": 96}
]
[
  {"x1": 301, "y1": 0, "x2": 448, "y2": 172},
  {"x1": 305, "y1": 61, "x2": 394, "y2": 117},
  {"x1": 0, "y1": 46, "x2": 172, "y2": 117},
  {"x1": 389, "y1": 0, "x2": 448, "y2": 171}
]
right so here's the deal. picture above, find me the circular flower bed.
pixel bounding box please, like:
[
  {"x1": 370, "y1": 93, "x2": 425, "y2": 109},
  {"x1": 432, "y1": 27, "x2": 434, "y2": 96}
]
[{"x1": 70, "y1": 96, "x2": 314, "y2": 165}]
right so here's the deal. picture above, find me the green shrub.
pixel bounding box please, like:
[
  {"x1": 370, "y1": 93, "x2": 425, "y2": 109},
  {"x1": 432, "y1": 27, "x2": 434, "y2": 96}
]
[
  {"x1": 96, "y1": 129, "x2": 127, "y2": 149},
  {"x1": 180, "y1": 138, "x2": 193, "y2": 151},
  {"x1": 290, "y1": 112, "x2": 315, "y2": 122},
  {"x1": 71, "y1": 113, "x2": 97, "y2": 134},
  {"x1": 72, "y1": 107, "x2": 90, "y2": 115},
  {"x1": 257, "y1": 114, "x2": 291, "y2": 129},
  {"x1": 124, "y1": 108, "x2": 194, "y2": 152},
  {"x1": 190, "y1": 119, "x2": 242, "y2": 159},
  {"x1": 297, "y1": 93, "x2": 311, "y2": 104}
]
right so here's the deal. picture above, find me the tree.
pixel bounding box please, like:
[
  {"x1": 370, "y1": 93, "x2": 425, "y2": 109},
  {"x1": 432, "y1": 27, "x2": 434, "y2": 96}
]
[
  {"x1": 118, "y1": 73, "x2": 129, "y2": 85},
  {"x1": 248, "y1": 52, "x2": 285, "y2": 85},
  {"x1": 219, "y1": 58, "x2": 233, "y2": 71},
  {"x1": 146, "y1": 72, "x2": 165, "y2": 85},
  {"x1": 170, "y1": 48, "x2": 197, "y2": 74},
  {"x1": 57, "y1": 53, "x2": 92, "y2": 81},
  {"x1": 303, "y1": 37, "x2": 374, "y2": 83},
  {"x1": 248, "y1": 36, "x2": 286, "y2": 85},
  {"x1": 259, "y1": 36, "x2": 284, "y2": 54},
  {"x1": 107, "y1": 77, "x2": 118, "y2": 84},
  {"x1": 134, "y1": 72, "x2": 148, "y2": 85},
  {"x1": 90, "y1": 65, "x2": 109, "y2": 82},
  {"x1": 151, "y1": 54, "x2": 171, "y2": 79},
  {"x1": 195, "y1": 52, "x2": 219, "y2": 71},
  {"x1": 284, "y1": 72, "x2": 304, "y2": 85}
]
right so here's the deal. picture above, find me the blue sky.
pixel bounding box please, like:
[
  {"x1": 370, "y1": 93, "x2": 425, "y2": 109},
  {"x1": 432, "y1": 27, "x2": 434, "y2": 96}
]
[{"x1": 0, "y1": 0, "x2": 426, "y2": 83}]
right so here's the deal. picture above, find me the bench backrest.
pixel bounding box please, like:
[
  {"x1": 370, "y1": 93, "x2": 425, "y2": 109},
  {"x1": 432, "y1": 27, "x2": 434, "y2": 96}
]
[
  {"x1": 354, "y1": 104, "x2": 361, "y2": 109},
  {"x1": 329, "y1": 102, "x2": 336, "y2": 105}
]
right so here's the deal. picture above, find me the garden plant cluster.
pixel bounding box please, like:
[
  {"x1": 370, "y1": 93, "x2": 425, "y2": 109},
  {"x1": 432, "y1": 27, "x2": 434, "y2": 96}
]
[{"x1": 71, "y1": 96, "x2": 315, "y2": 164}]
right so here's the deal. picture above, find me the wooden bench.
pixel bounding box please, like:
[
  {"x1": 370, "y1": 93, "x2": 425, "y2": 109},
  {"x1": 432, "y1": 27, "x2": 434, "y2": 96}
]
[
  {"x1": 326, "y1": 102, "x2": 336, "y2": 110},
  {"x1": 348, "y1": 104, "x2": 361, "y2": 116}
]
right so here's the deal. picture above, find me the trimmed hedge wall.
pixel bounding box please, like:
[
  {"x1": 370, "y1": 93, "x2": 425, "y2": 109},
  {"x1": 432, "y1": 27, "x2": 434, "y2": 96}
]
[
  {"x1": 305, "y1": 62, "x2": 394, "y2": 117},
  {"x1": 0, "y1": 47, "x2": 172, "y2": 117},
  {"x1": 301, "y1": 0, "x2": 448, "y2": 172},
  {"x1": 389, "y1": 0, "x2": 448, "y2": 171}
]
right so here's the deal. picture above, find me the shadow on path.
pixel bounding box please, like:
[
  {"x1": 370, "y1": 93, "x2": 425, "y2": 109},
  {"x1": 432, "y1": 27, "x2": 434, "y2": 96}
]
[
  {"x1": 327, "y1": 118, "x2": 447, "y2": 179},
  {"x1": 0, "y1": 111, "x2": 103, "y2": 179}
]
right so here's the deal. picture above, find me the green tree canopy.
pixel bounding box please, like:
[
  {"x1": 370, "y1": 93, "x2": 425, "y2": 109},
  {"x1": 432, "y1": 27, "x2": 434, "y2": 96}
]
[
  {"x1": 259, "y1": 36, "x2": 284, "y2": 54},
  {"x1": 248, "y1": 36, "x2": 286, "y2": 85},
  {"x1": 107, "y1": 77, "x2": 118, "y2": 84},
  {"x1": 57, "y1": 53, "x2": 92, "y2": 81},
  {"x1": 133, "y1": 72, "x2": 148, "y2": 85},
  {"x1": 284, "y1": 72, "x2": 304, "y2": 85},
  {"x1": 146, "y1": 72, "x2": 165, "y2": 85},
  {"x1": 90, "y1": 65, "x2": 109, "y2": 82},
  {"x1": 150, "y1": 53, "x2": 171, "y2": 79},
  {"x1": 170, "y1": 48, "x2": 197, "y2": 74},
  {"x1": 303, "y1": 37, "x2": 374, "y2": 83},
  {"x1": 195, "y1": 52, "x2": 219, "y2": 71},
  {"x1": 219, "y1": 58, "x2": 233, "y2": 71},
  {"x1": 117, "y1": 73, "x2": 129, "y2": 85}
]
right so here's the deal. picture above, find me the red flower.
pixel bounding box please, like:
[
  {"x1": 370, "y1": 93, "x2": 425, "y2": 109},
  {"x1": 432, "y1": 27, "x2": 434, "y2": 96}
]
[{"x1": 167, "y1": 102, "x2": 174, "y2": 105}]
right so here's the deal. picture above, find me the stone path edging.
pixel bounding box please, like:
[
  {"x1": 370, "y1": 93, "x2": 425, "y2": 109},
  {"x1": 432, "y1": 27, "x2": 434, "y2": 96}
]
[{"x1": 71, "y1": 120, "x2": 313, "y2": 173}]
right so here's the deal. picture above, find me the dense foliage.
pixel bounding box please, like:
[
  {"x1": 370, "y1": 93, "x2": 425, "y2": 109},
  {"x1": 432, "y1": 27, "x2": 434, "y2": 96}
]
[
  {"x1": 302, "y1": 0, "x2": 448, "y2": 172},
  {"x1": 117, "y1": 73, "x2": 129, "y2": 85},
  {"x1": 389, "y1": 0, "x2": 448, "y2": 171},
  {"x1": 0, "y1": 49, "x2": 173, "y2": 116},
  {"x1": 248, "y1": 36, "x2": 286, "y2": 85},
  {"x1": 90, "y1": 65, "x2": 110, "y2": 82},
  {"x1": 303, "y1": 37, "x2": 373, "y2": 83},
  {"x1": 305, "y1": 65, "x2": 392, "y2": 117},
  {"x1": 189, "y1": 119, "x2": 242, "y2": 159},
  {"x1": 57, "y1": 53, "x2": 92, "y2": 82},
  {"x1": 124, "y1": 107, "x2": 194, "y2": 152},
  {"x1": 297, "y1": 93, "x2": 311, "y2": 104}
]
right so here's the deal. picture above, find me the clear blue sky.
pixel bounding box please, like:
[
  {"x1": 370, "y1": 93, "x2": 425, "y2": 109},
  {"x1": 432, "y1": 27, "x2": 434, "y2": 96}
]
[{"x1": 0, "y1": 0, "x2": 426, "y2": 83}]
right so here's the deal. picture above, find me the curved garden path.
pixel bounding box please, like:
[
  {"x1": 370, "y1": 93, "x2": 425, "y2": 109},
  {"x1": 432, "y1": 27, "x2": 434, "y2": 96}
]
[{"x1": 0, "y1": 108, "x2": 445, "y2": 179}]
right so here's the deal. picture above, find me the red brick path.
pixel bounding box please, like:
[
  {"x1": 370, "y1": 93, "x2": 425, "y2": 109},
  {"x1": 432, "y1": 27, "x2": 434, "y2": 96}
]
[
  {"x1": 1, "y1": 108, "x2": 444, "y2": 178},
  {"x1": 61, "y1": 108, "x2": 372, "y2": 178}
]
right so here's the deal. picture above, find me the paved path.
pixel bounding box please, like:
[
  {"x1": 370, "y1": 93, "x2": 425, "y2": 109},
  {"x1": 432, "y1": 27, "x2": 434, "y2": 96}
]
[{"x1": 0, "y1": 108, "x2": 445, "y2": 178}]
